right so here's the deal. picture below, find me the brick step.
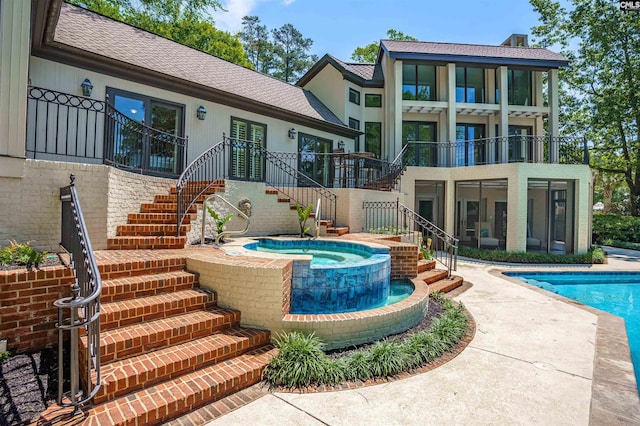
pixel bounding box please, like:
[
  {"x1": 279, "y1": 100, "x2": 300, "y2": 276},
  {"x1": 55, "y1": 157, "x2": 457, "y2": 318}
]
[
  {"x1": 278, "y1": 197, "x2": 291, "y2": 203},
  {"x1": 116, "y1": 223, "x2": 190, "y2": 237},
  {"x1": 127, "y1": 213, "x2": 193, "y2": 225},
  {"x1": 100, "y1": 289, "x2": 217, "y2": 332},
  {"x1": 327, "y1": 226, "x2": 349, "y2": 236},
  {"x1": 169, "y1": 182, "x2": 225, "y2": 195},
  {"x1": 94, "y1": 327, "x2": 271, "y2": 404},
  {"x1": 101, "y1": 270, "x2": 198, "y2": 303},
  {"x1": 428, "y1": 275, "x2": 464, "y2": 294},
  {"x1": 154, "y1": 193, "x2": 219, "y2": 204},
  {"x1": 107, "y1": 236, "x2": 187, "y2": 250},
  {"x1": 265, "y1": 188, "x2": 278, "y2": 195},
  {"x1": 418, "y1": 269, "x2": 449, "y2": 285},
  {"x1": 417, "y1": 259, "x2": 436, "y2": 273},
  {"x1": 97, "y1": 256, "x2": 187, "y2": 280},
  {"x1": 86, "y1": 308, "x2": 241, "y2": 364},
  {"x1": 140, "y1": 203, "x2": 197, "y2": 214},
  {"x1": 84, "y1": 346, "x2": 276, "y2": 426}
]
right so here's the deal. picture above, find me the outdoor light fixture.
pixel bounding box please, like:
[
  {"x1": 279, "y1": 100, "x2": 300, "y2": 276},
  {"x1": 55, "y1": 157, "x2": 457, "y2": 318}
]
[
  {"x1": 338, "y1": 140, "x2": 345, "y2": 149},
  {"x1": 81, "y1": 78, "x2": 93, "y2": 97},
  {"x1": 288, "y1": 128, "x2": 297, "y2": 140},
  {"x1": 197, "y1": 106, "x2": 207, "y2": 120}
]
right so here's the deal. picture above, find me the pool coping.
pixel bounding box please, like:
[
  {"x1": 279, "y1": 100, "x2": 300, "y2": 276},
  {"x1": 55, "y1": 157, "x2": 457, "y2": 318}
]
[{"x1": 496, "y1": 269, "x2": 640, "y2": 424}]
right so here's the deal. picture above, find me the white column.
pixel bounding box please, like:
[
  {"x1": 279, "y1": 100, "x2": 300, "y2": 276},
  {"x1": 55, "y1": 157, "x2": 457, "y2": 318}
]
[
  {"x1": 548, "y1": 68, "x2": 560, "y2": 163},
  {"x1": 394, "y1": 59, "x2": 403, "y2": 159},
  {"x1": 0, "y1": 0, "x2": 30, "y2": 177},
  {"x1": 447, "y1": 63, "x2": 456, "y2": 167},
  {"x1": 497, "y1": 66, "x2": 509, "y2": 164}
]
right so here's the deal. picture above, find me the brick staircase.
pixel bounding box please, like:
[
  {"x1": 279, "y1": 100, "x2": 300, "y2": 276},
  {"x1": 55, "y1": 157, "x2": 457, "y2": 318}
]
[
  {"x1": 417, "y1": 255, "x2": 464, "y2": 294},
  {"x1": 57, "y1": 255, "x2": 275, "y2": 425},
  {"x1": 265, "y1": 187, "x2": 350, "y2": 236},
  {"x1": 107, "y1": 181, "x2": 226, "y2": 250}
]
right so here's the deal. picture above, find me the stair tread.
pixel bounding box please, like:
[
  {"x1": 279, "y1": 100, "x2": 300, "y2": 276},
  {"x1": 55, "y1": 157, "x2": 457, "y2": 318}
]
[
  {"x1": 101, "y1": 270, "x2": 196, "y2": 301},
  {"x1": 95, "y1": 327, "x2": 271, "y2": 402},
  {"x1": 85, "y1": 346, "x2": 276, "y2": 426},
  {"x1": 101, "y1": 289, "x2": 213, "y2": 315},
  {"x1": 428, "y1": 275, "x2": 464, "y2": 294}
]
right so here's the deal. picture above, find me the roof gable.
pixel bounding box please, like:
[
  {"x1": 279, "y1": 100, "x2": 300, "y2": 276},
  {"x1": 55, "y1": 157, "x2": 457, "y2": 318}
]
[{"x1": 297, "y1": 54, "x2": 384, "y2": 88}]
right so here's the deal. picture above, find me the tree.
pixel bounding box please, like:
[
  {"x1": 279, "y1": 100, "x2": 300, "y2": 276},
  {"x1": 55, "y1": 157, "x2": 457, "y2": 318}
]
[
  {"x1": 271, "y1": 24, "x2": 318, "y2": 83},
  {"x1": 239, "y1": 16, "x2": 273, "y2": 73},
  {"x1": 351, "y1": 29, "x2": 418, "y2": 63},
  {"x1": 531, "y1": 0, "x2": 640, "y2": 215},
  {"x1": 68, "y1": 0, "x2": 251, "y2": 68}
]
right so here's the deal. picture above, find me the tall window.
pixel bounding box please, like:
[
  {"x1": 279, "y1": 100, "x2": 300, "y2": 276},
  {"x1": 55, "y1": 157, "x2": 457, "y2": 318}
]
[
  {"x1": 402, "y1": 121, "x2": 437, "y2": 166},
  {"x1": 508, "y1": 69, "x2": 532, "y2": 105},
  {"x1": 230, "y1": 117, "x2": 266, "y2": 181},
  {"x1": 349, "y1": 88, "x2": 361, "y2": 105},
  {"x1": 402, "y1": 64, "x2": 436, "y2": 101},
  {"x1": 456, "y1": 123, "x2": 486, "y2": 166},
  {"x1": 298, "y1": 133, "x2": 333, "y2": 186},
  {"x1": 456, "y1": 67, "x2": 485, "y2": 103},
  {"x1": 364, "y1": 122, "x2": 381, "y2": 157},
  {"x1": 349, "y1": 117, "x2": 360, "y2": 151}
]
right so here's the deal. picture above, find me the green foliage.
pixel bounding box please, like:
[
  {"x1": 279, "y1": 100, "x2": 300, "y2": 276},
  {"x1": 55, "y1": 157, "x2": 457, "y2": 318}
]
[
  {"x1": 457, "y1": 246, "x2": 605, "y2": 264},
  {"x1": 351, "y1": 29, "x2": 417, "y2": 62},
  {"x1": 295, "y1": 202, "x2": 313, "y2": 238},
  {"x1": 262, "y1": 296, "x2": 468, "y2": 389},
  {"x1": 206, "y1": 206, "x2": 233, "y2": 235},
  {"x1": 240, "y1": 17, "x2": 318, "y2": 82},
  {"x1": 367, "y1": 226, "x2": 407, "y2": 235},
  {"x1": 0, "y1": 351, "x2": 10, "y2": 361},
  {"x1": 592, "y1": 214, "x2": 640, "y2": 245},
  {"x1": 0, "y1": 241, "x2": 47, "y2": 268},
  {"x1": 68, "y1": 0, "x2": 251, "y2": 67},
  {"x1": 530, "y1": 0, "x2": 640, "y2": 215}
]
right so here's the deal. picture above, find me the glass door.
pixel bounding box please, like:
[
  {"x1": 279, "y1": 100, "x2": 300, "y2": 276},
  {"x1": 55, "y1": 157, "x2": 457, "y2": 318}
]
[
  {"x1": 508, "y1": 125, "x2": 533, "y2": 163},
  {"x1": 456, "y1": 124, "x2": 486, "y2": 166},
  {"x1": 402, "y1": 121, "x2": 437, "y2": 166},
  {"x1": 230, "y1": 118, "x2": 266, "y2": 181},
  {"x1": 298, "y1": 133, "x2": 332, "y2": 186}
]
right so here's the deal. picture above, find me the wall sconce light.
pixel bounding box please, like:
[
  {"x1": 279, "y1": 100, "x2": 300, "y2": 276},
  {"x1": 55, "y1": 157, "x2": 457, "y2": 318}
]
[
  {"x1": 197, "y1": 106, "x2": 207, "y2": 120},
  {"x1": 338, "y1": 140, "x2": 345, "y2": 149},
  {"x1": 81, "y1": 78, "x2": 93, "y2": 97},
  {"x1": 288, "y1": 128, "x2": 297, "y2": 140}
]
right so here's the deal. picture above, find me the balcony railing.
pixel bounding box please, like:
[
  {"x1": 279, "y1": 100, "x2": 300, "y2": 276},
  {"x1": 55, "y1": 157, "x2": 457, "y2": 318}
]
[
  {"x1": 26, "y1": 86, "x2": 187, "y2": 177},
  {"x1": 403, "y1": 136, "x2": 589, "y2": 168}
]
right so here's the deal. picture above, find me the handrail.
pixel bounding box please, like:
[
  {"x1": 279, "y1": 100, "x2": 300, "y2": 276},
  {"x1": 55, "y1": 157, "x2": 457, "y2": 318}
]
[
  {"x1": 314, "y1": 198, "x2": 321, "y2": 238},
  {"x1": 201, "y1": 194, "x2": 251, "y2": 245},
  {"x1": 363, "y1": 199, "x2": 458, "y2": 277},
  {"x1": 56, "y1": 174, "x2": 102, "y2": 413}
]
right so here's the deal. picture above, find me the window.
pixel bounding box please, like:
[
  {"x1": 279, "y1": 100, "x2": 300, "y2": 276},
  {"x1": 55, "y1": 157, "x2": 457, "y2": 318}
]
[
  {"x1": 365, "y1": 94, "x2": 382, "y2": 107},
  {"x1": 298, "y1": 133, "x2": 333, "y2": 186},
  {"x1": 496, "y1": 69, "x2": 532, "y2": 105},
  {"x1": 456, "y1": 67, "x2": 485, "y2": 103},
  {"x1": 364, "y1": 122, "x2": 381, "y2": 157},
  {"x1": 349, "y1": 88, "x2": 361, "y2": 105},
  {"x1": 402, "y1": 64, "x2": 436, "y2": 101},
  {"x1": 402, "y1": 121, "x2": 437, "y2": 166},
  {"x1": 456, "y1": 123, "x2": 486, "y2": 166},
  {"x1": 107, "y1": 87, "x2": 185, "y2": 175},
  {"x1": 349, "y1": 117, "x2": 360, "y2": 151},
  {"x1": 230, "y1": 117, "x2": 266, "y2": 181}
]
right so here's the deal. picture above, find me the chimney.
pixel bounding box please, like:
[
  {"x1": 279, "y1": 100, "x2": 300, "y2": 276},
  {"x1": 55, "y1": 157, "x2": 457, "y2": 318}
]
[{"x1": 501, "y1": 34, "x2": 528, "y2": 47}]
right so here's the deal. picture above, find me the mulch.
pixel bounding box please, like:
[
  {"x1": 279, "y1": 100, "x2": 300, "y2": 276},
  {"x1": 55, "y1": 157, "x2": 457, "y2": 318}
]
[
  {"x1": 0, "y1": 255, "x2": 63, "y2": 272},
  {"x1": 0, "y1": 348, "x2": 58, "y2": 426}
]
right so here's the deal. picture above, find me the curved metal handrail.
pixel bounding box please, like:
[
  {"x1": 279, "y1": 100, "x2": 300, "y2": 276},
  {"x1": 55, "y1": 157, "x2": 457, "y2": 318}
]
[
  {"x1": 201, "y1": 195, "x2": 251, "y2": 245},
  {"x1": 56, "y1": 174, "x2": 102, "y2": 413}
]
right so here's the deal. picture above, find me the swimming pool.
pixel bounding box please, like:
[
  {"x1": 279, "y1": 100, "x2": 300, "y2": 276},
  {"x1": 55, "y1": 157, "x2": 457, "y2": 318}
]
[{"x1": 506, "y1": 271, "x2": 640, "y2": 392}]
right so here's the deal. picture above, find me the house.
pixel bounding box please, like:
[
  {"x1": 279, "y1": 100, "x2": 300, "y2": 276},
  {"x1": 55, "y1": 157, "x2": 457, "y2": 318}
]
[
  {"x1": 297, "y1": 37, "x2": 592, "y2": 253},
  {"x1": 0, "y1": 0, "x2": 591, "y2": 255}
]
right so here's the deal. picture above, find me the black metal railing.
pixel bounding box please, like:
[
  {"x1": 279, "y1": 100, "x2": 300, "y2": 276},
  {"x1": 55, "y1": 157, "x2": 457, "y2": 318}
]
[
  {"x1": 104, "y1": 103, "x2": 188, "y2": 177},
  {"x1": 363, "y1": 199, "x2": 458, "y2": 277},
  {"x1": 56, "y1": 174, "x2": 102, "y2": 412},
  {"x1": 269, "y1": 150, "x2": 406, "y2": 191},
  {"x1": 26, "y1": 86, "x2": 106, "y2": 162},
  {"x1": 176, "y1": 136, "x2": 338, "y2": 232},
  {"x1": 26, "y1": 86, "x2": 188, "y2": 177},
  {"x1": 403, "y1": 136, "x2": 588, "y2": 167}
]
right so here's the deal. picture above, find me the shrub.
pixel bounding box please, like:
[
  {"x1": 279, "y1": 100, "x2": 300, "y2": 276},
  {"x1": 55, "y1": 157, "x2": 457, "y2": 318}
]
[
  {"x1": 0, "y1": 241, "x2": 47, "y2": 268},
  {"x1": 206, "y1": 206, "x2": 233, "y2": 236},
  {"x1": 592, "y1": 214, "x2": 640, "y2": 244},
  {"x1": 295, "y1": 202, "x2": 313, "y2": 238},
  {"x1": 457, "y1": 246, "x2": 604, "y2": 264},
  {"x1": 263, "y1": 296, "x2": 468, "y2": 389}
]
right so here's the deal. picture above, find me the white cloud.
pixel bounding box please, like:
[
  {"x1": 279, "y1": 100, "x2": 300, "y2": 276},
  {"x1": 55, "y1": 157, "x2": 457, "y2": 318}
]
[
  {"x1": 282, "y1": 0, "x2": 296, "y2": 5},
  {"x1": 211, "y1": 0, "x2": 258, "y2": 33}
]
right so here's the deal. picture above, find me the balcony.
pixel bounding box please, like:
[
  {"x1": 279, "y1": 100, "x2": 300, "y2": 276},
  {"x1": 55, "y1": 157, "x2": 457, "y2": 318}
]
[{"x1": 403, "y1": 136, "x2": 589, "y2": 168}]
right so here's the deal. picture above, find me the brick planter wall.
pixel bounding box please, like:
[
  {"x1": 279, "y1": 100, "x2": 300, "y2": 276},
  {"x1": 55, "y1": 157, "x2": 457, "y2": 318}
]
[{"x1": 0, "y1": 265, "x2": 74, "y2": 353}]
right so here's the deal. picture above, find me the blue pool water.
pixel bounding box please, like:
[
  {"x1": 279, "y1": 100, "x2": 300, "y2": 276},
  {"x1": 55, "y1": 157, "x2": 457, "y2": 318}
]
[{"x1": 506, "y1": 272, "x2": 640, "y2": 391}]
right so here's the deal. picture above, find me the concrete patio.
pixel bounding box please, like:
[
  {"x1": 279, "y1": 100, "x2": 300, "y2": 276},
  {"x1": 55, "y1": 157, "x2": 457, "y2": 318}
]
[{"x1": 202, "y1": 248, "x2": 640, "y2": 425}]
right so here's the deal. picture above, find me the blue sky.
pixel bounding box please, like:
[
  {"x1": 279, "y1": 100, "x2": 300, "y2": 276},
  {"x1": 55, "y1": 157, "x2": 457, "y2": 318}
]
[{"x1": 211, "y1": 0, "x2": 554, "y2": 61}]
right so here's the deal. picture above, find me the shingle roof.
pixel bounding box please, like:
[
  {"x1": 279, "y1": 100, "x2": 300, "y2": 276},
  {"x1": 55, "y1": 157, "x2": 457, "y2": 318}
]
[
  {"x1": 296, "y1": 54, "x2": 384, "y2": 88},
  {"x1": 52, "y1": 3, "x2": 349, "y2": 130},
  {"x1": 381, "y1": 40, "x2": 568, "y2": 66},
  {"x1": 328, "y1": 55, "x2": 385, "y2": 84}
]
